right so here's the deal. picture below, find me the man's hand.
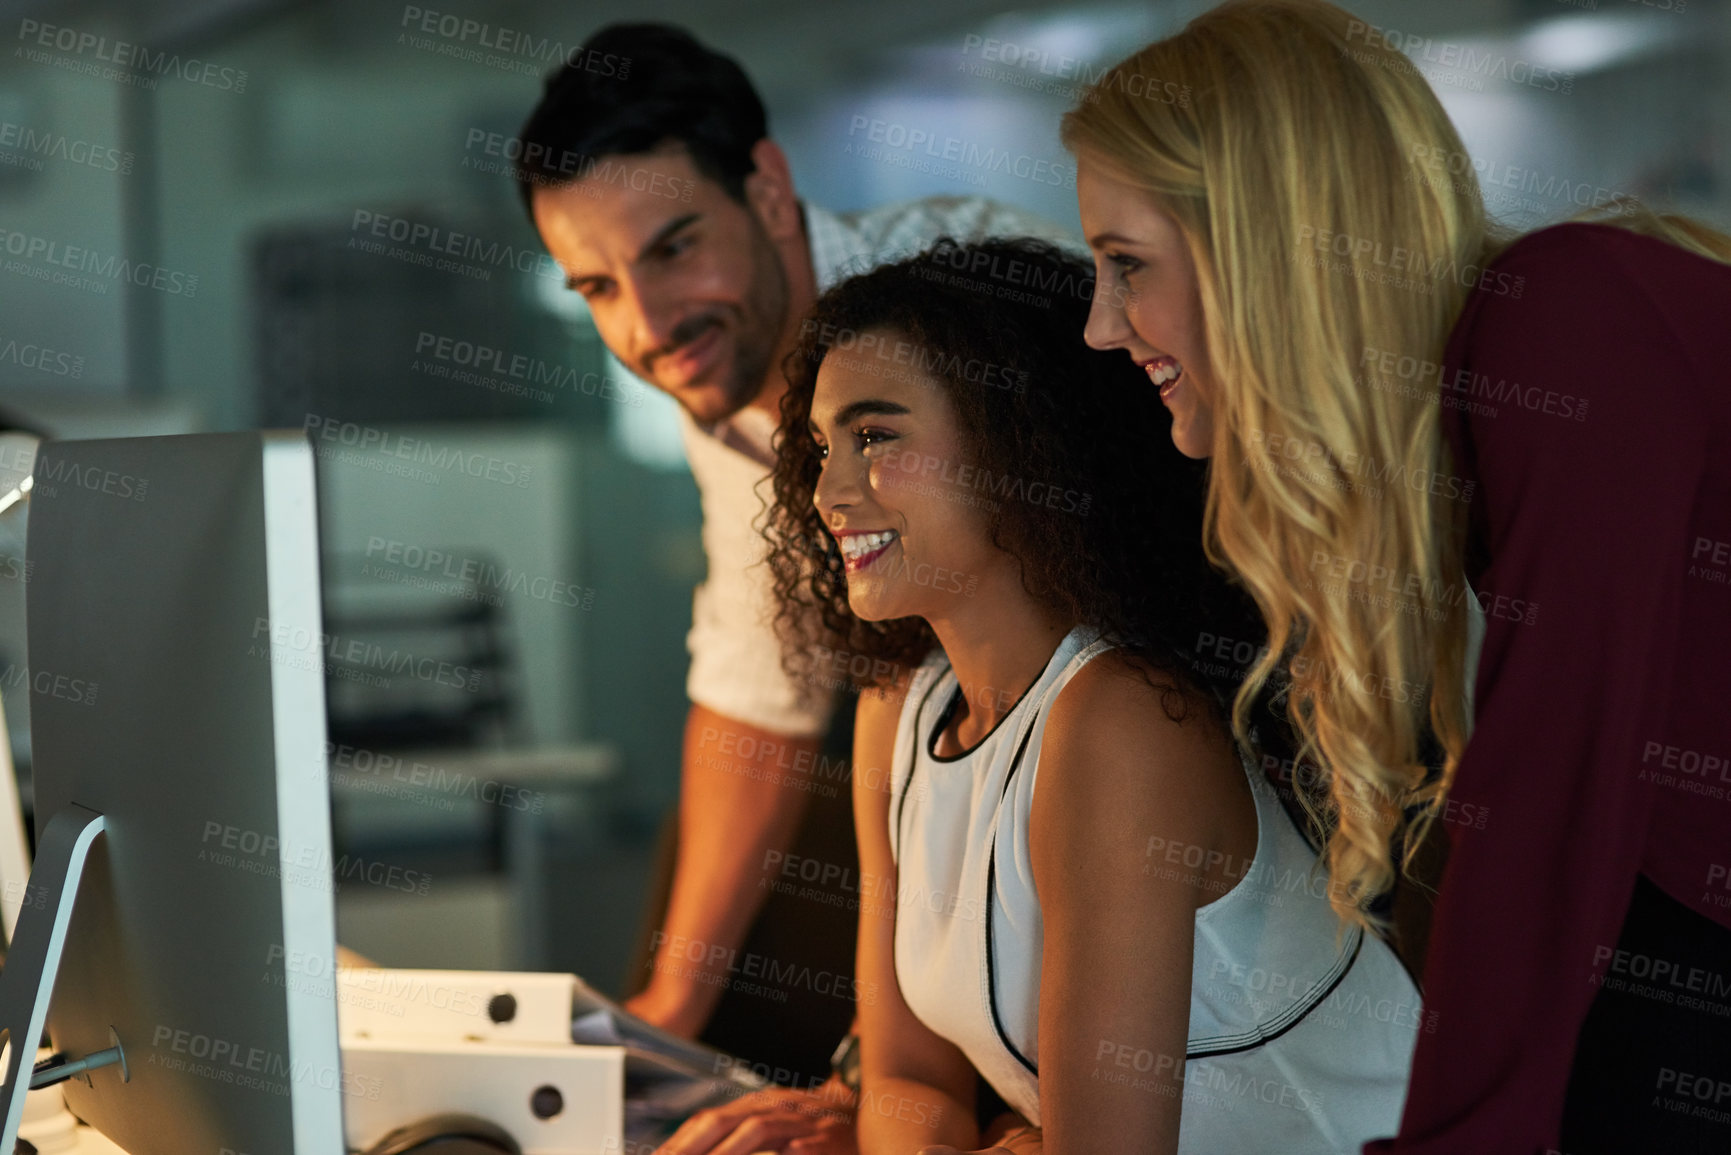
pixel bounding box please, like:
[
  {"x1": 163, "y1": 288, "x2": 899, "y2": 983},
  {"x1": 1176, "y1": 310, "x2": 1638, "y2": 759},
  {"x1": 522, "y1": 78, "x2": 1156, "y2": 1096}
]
[
  {"x1": 656, "y1": 1085, "x2": 856, "y2": 1155},
  {"x1": 915, "y1": 1130, "x2": 1040, "y2": 1155}
]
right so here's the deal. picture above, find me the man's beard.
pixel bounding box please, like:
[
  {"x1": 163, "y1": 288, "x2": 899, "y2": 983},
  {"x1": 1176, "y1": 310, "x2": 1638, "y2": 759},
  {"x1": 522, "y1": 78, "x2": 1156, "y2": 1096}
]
[{"x1": 652, "y1": 223, "x2": 790, "y2": 424}]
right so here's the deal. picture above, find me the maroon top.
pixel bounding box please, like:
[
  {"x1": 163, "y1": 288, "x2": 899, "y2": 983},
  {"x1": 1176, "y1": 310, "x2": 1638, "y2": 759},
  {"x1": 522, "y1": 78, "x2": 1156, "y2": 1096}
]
[{"x1": 1363, "y1": 222, "x2": 1731, "y2": 1152}]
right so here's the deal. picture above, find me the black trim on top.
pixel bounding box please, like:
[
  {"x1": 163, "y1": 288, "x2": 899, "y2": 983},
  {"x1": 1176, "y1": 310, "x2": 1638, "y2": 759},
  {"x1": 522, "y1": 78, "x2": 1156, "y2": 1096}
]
[
  {"x1": 925, "y1": 638, "x2": 1072, "y2": 764},
  {"x1": 892, "y1": 669, "x2": 948, "y2": 865},
  {"x1": 1184, "y1": 930, "x2": 1364, "y2": 1059},
  {"x1": 977, "y1": 637, "x2": 1367, "y2": 1073},
  {"x1": 984, "y1": 714, "x2": 1044, "y2": 1075}
]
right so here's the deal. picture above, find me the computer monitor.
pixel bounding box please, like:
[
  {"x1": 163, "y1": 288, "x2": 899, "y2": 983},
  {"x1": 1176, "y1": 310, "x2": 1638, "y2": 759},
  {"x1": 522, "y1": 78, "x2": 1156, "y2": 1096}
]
[{"x1": 0, "y1": 431, "x2": 346, "y2": 1154}]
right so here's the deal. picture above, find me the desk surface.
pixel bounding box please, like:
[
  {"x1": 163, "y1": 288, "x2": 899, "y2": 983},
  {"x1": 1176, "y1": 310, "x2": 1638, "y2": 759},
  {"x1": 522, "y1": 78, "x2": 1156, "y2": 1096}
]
[
  {"x1": 66, "y1": 1125, "x2": 127, "y2": 1154},
  {"x1": 22, "y1": 1121, "x2": 126, "y2": 1155}
]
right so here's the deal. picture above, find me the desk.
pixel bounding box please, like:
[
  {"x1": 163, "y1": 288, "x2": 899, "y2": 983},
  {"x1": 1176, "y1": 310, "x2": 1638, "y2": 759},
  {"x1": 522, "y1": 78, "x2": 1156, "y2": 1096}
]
[
  {"x1": 45, "y1": 1124, "x2": 126, "y2": 1154},
  {"x1": 18, "y1": 1079, "x2": 125, "y2": 1155}
]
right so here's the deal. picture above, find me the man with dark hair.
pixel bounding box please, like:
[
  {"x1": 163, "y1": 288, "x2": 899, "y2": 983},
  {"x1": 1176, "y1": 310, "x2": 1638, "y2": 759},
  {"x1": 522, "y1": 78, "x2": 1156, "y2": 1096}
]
[{"x1": 518, "y1": 23, "x2": 1072, "y2": 1152}]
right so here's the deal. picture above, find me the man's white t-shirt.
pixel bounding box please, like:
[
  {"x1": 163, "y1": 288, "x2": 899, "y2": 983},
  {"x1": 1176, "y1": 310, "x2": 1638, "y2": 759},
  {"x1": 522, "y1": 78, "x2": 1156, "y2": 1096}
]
[{"x1": 679, "y1": 196, "x2": 1080, "y2": 737}]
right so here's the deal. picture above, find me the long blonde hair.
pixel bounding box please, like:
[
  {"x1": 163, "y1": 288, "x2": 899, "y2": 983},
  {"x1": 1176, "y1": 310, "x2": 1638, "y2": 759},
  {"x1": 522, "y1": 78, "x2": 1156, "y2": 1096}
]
[{"x1": 1061, "y1": 0, "x2": 1731, "y2": 928}]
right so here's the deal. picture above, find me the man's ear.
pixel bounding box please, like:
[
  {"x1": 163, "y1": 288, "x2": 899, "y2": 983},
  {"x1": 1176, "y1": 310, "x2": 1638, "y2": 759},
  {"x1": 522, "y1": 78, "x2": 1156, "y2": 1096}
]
[{"x1": 743, "y1": 138, "x2": 802, "y2": 242}]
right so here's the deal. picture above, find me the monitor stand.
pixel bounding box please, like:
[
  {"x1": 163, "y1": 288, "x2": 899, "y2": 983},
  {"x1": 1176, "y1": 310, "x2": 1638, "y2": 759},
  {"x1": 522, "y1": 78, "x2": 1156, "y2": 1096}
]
[{"x1": 0, "y1": 804, "x2": 110, "y2": 1152}]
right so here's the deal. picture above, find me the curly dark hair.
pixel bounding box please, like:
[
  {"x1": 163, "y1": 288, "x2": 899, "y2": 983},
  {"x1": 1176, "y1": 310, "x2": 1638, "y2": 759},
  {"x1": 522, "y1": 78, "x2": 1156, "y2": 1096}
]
[{"x1": 764, "y1": 236, "x2": 1274, "y2": 727}]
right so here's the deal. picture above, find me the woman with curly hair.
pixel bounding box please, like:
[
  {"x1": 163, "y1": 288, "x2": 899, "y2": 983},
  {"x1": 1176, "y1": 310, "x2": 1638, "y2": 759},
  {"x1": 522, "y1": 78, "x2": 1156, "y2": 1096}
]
[
  {"x1": 1061, "y1": 2, "x2": 1731, "y2": 1151},
  {"x1": 762, "y1": 236, "x2": 1420, "y2": 1154}
]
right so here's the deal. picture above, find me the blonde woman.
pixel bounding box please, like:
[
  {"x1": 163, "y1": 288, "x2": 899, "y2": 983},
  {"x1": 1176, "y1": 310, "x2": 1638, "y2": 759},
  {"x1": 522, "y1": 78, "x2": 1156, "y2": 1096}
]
[{"x1": 1062, "y1": 2, "x2": 1731, "y2": 1152}]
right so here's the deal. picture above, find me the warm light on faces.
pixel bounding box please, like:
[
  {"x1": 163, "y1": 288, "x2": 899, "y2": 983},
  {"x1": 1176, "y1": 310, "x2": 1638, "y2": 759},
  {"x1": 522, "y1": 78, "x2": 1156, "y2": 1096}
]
[
  {"x1": 531, "y1": 145, "x2": 789, "y2": 423},
  {"x1": 808, "y1": 337, "x2": 1007, "y2": 624},
  {"x1": 1076, "y1": 153, "x2": 1217, "y2": 459}
]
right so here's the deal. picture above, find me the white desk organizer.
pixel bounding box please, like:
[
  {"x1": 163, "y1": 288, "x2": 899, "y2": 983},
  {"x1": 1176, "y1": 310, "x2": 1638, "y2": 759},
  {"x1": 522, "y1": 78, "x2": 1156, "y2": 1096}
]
[{"x1": 337, "y1": 969, "x2": 623, "y2": 1155}]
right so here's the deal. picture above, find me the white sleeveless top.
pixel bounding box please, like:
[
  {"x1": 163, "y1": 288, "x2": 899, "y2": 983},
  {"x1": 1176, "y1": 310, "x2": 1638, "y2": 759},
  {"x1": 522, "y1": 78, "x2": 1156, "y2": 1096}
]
[{"x1": 889, "y1": 628, "x2": 1419, "y2": 1152}]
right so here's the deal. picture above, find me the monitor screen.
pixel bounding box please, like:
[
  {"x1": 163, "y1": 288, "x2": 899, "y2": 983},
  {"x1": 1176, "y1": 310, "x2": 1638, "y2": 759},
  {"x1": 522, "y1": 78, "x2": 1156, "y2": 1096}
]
[{"x1": 23, "y1": 431, "x2": 345, "y2": 1155}]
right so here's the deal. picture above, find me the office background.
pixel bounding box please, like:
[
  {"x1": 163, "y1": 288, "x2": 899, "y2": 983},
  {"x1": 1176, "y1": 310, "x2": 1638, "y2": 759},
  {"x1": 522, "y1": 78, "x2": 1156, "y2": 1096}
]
[{"x1": 0, "y1": 0, "x2": 1723, "y2": 995}]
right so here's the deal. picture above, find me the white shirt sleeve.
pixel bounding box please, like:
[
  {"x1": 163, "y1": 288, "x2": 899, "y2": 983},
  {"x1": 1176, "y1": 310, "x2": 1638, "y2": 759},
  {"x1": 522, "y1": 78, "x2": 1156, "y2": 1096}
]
[
  {"x1": 941, "y1": 198, "x2": 1083, "y2": 253},
  {"x1": 679, "y1": 408, "x2": 833, "y2": 738}
]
